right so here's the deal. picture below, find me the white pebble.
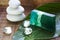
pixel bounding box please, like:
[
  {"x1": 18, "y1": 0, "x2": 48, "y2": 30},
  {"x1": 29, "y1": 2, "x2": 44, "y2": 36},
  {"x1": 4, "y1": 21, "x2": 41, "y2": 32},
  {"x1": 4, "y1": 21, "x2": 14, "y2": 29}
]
[{"x1": 3, "y1": 27, "x2": 12, "y2": 34}]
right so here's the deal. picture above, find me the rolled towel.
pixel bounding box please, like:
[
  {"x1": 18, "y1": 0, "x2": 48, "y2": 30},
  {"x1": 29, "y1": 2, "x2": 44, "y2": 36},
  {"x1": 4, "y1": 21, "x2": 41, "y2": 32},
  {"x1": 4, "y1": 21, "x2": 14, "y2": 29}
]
[{"x1": 30, "y1": 9, "x2": 56, "y2": 33}]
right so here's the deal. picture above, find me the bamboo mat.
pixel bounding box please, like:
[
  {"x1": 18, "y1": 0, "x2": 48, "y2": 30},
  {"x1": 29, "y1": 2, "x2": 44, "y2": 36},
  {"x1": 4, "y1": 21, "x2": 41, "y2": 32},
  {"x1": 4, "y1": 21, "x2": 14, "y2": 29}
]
[{"x1": 0, "y1": 6, "x2": 60, "y2": 40}]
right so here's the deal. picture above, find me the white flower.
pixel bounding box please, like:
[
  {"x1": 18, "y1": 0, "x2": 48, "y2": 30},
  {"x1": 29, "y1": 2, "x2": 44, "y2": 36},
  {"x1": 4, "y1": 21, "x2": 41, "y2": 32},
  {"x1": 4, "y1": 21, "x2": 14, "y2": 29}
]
[
  {"x1": 24, "y1": 28, "x2": 32, "y2": 35},
  {"x1": 24, "y1": 20, "x2": 30, "y2": 28}
]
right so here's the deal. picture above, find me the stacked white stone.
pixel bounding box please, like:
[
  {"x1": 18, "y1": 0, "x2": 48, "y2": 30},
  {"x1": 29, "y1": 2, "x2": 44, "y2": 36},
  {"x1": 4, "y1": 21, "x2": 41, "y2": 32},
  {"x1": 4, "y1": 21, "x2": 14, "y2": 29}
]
[{"x1": 6, "y1": 0, "x2": 25, "y2": 22}]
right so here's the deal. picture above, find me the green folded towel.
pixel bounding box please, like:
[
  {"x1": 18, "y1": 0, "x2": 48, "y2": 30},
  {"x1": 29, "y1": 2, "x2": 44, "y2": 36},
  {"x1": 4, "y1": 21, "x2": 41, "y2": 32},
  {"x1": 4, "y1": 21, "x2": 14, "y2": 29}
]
[{"x1": 30, "y1": 10, "x2": 56, "y2": 33}]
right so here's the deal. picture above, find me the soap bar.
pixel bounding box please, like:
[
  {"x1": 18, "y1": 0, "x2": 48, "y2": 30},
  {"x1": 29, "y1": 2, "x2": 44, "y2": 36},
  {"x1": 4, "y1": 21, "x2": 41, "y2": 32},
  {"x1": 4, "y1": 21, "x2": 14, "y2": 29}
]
[{"x1": 30, "y1": 10, "x2": 56, "y2": 33}]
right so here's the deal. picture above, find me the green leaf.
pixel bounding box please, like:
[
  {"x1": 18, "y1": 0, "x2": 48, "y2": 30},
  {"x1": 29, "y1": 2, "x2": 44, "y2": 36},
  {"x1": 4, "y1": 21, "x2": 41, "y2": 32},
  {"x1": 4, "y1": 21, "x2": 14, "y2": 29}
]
[
  {"x1": 13, "y1": 25, "x2": 54, "y2": 40},
  {"x1": 36, "y1": 3, "x2": 60, "y2": 15},
  {"x1": 24, "y1": 26, "x2": 54, "y2": 40}
]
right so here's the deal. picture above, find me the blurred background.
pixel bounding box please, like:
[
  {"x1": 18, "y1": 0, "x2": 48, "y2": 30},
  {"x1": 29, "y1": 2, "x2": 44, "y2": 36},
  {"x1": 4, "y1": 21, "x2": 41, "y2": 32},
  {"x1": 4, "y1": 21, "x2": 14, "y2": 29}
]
[
  {"x1": 0, "y1": 0, "x2": 60, "y2": 8},
  {"x1": 0, "y1": 0, "x2": 60, "y2": 40},
  {"x1": 0, "y1": 0, "x2": 60, "y2": 13}
]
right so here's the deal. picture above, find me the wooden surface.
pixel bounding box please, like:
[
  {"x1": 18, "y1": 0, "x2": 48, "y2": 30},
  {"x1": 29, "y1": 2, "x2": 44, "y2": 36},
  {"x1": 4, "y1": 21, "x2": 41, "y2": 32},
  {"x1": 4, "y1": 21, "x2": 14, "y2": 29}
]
[
  {"x1": 0, "y1": 6, "x2": 60, "y2": 40},
  {"x1": 0, "y1": 6, "x2": 31, "y2": 40}
]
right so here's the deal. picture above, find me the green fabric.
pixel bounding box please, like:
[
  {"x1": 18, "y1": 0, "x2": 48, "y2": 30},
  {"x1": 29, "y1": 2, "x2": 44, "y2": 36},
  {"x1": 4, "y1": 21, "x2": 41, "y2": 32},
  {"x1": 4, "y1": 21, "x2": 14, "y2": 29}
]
[
  {"x1": 30, "y1": 10, "x2": 38, "y2": 25},
  {"x1": 41, "y1": 14, "x2": 55, "y2": 33},
  {"x1": 30, "y1": 10, "x2": 56, "y2": 33},
  {"x1": 36, "y1": 10, "x2": 43, "y2": 26},
  {"x1": 30, "y1": 10, "x2": 43, "y2": 27}
]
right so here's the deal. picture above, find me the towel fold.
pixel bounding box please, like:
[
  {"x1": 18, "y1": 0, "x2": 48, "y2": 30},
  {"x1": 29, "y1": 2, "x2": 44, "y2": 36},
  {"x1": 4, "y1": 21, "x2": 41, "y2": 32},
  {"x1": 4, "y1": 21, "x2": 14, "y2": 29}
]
[{"x1": 30, "y1": 9, "x2": 56, "y2": 33}]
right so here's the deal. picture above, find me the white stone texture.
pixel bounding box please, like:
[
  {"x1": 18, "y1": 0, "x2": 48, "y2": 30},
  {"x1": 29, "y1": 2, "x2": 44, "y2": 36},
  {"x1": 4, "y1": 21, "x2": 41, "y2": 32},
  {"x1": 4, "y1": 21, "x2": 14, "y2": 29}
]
[
  {"x1": 3, "y1": 27, "x2": 12, "y2": 34},
  {"x1": 6, "y1": 0, "x2": 25, "y2": 22}
]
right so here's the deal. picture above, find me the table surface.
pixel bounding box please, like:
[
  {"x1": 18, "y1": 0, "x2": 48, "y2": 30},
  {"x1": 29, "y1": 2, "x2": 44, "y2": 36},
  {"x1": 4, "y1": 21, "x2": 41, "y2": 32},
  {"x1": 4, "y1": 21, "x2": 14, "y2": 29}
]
[{"x1": 0, "y1": 6, "x2": 60, "y2": 40}]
